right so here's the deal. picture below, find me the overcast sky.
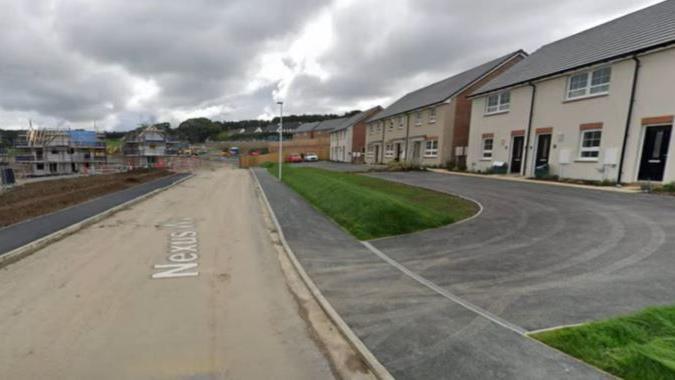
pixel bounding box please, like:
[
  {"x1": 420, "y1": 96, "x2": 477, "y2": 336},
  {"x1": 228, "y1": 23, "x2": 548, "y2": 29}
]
[{"x1": 0, "y1": 0, "x2": 663, "y2": 131}]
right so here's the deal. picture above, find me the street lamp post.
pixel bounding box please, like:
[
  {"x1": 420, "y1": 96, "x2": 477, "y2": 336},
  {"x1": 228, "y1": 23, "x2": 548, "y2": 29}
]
[{"x1": 277, "y1": 101, "x2": 284, "y2": 181}]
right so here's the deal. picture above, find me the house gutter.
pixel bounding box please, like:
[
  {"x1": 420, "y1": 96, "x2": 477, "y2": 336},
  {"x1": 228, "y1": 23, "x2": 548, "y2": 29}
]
[
  {"x1": 403, "y1": 114, "x2": 411, "y2": 163},
  {"x1": 617, "y1": 55, "x2": 641, "y2": 184},
  {"x1": 380, "y1": 119, "x2": 386, "y2": 163},
  {"x1": 521, "y1": 83, "x2": 537, "y2": 177},
  {"x1": 470, "y1": 41, "x2": 675, "y2": 99}
]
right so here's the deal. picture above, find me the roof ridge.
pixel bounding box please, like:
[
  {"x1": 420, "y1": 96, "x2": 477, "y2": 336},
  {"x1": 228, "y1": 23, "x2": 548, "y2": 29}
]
[
  {"x1": 402, "y1": 50, "x2": 525, "y2": 98},
  {"x1": 537, "y1": 1, "x2": 668, "y2": 52}
]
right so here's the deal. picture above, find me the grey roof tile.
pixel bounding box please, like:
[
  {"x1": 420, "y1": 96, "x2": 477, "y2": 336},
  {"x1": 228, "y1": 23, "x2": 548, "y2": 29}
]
[
  {"x1": 475, "y1": 1, "x2": 675, "y2": 95},
  {"x1": 332, "y1": 106, "x2": 384, "y2": 132},
  {"x1": 293, "y1": 121, "x2": 320, "y2": 133},
  {"x1": 314, "y1": 117, "x2": 348, "y2": 132},
  {"x1": 370, "y1": 51, "x2": 525, "y2": 121}
]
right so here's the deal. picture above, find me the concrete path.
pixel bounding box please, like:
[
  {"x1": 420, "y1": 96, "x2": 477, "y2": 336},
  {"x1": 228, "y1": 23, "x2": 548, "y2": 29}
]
[
  {"x1": 253, "y1": 168, "x2": 607, "y2": 380},
  {"x1": 0, "y1": 173, "x2": 190, "y2": 256},
  {"x1": 368, "y1": 171, "x2": 675, "y2": 331},
  {"x1": 0, "y1": 167, "x2": 334, "y2": 379}
]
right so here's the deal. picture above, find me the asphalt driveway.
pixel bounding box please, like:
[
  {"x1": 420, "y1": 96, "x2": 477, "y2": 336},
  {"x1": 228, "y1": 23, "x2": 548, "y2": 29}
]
[
  {"x1": 289, "y1": 161, "x2": 386, "y2": 172},
  {"x1": 254, "y1": 168, "x2": 608, "y2": 379},
  {"x1": 367, "y1": 171, "x2": 675, "y2": 332}
]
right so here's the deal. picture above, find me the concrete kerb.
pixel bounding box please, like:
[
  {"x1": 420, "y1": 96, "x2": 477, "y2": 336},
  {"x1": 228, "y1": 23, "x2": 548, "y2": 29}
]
[
  {"x1": 249, "y1": 169, "x2": 394, "y2": 380},
  {"x1": 0, "y1": 174, "x2": 194, "y2": 269},
  {"x1": 427, "y1": 168, "x2": 642, "y2": 193}
]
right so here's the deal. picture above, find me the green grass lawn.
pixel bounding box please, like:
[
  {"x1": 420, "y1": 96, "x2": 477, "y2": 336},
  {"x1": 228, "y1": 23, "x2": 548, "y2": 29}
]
[
  {"x1": 532, "y1": 305, "x2": 675, "y2": 380},
  {"x1": 265, "y1": 164, "x2": 478, "y2": 240}
]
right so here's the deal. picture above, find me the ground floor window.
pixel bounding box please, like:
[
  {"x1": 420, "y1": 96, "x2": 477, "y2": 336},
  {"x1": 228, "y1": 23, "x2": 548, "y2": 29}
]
[
  {"x1": 579, "y1": 129, "x2": 602, "y2": 159},
  {"x1": 424, "y1": 140, "x2": 438, "y2": 157},
  {"x1": 385, "y1": 144, "x2": 394, "y2": 158},
  {"x1": 482, "y1": 137, "x2": 493, "y2": 159}
]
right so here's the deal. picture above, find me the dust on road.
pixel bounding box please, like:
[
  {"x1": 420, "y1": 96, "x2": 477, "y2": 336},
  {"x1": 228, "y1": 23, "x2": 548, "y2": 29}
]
[{"x1": 0, "y1": 164, "x2": 336, "y2": 379}]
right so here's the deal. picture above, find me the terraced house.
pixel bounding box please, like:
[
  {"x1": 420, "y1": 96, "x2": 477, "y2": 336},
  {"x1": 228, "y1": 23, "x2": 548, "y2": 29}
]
[
  {"x1": 468, "y1": 1, "x2": 675, "y2": 184},
  {"x1": 329, "y1": 106, "x2": 382, "y2": 163},
  {"x1": 364, "y1": 51, "x2": 526, "y2": 166}
]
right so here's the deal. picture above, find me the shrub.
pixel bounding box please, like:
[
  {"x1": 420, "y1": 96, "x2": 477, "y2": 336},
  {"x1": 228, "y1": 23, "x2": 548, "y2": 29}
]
[{"x1": 386, "y1": 161, "x2": 426, "y2": 172}]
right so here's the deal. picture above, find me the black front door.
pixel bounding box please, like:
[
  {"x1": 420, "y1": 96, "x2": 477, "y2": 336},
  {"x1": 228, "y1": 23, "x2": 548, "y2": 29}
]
[
  {"x1": 638, "y1": 125, "x2": 671, "y2": 181},
  {"x1": 535, "y1": 134, "x2": 552, "y2": 168},
  {"x1": 511, "y1": 136, "x2": 524, "y2": 173}
]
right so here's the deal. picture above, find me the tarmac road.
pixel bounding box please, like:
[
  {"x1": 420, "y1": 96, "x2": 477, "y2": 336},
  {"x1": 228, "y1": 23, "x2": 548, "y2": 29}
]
[
  {"x1": 0, "y1": 166, "x2": 334, "y2": 379},
  {"x1": 368, "y1": 171, "x2": 675, "y2": 331}
]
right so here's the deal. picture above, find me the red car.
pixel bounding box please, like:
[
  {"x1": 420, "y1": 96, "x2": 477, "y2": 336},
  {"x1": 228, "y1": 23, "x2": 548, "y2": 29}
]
[{"x1": 286, "y1": 153, "x2": 303, "y2": 163}]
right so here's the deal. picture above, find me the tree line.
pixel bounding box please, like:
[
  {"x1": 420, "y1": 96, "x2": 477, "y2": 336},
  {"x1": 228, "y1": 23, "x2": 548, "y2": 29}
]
[{"x1": 0, "y1": 110, "x2": 361, "y2": 146}]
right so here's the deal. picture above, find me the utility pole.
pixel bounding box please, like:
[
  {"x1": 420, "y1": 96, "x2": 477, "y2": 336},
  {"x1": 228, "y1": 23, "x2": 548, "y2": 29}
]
[{"x1": 277, "y1": 101, "x2": 284, "y2": 181}]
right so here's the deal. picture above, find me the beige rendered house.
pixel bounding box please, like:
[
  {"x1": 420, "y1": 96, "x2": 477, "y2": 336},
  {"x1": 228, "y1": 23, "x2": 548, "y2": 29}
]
[
  {"x1": 468, "y1": 1, "x2": 675, "y2": 184},
  {"x1": 364, "y1": 51, "x2": 526, "y2": 167},
  {"x1": 329, "y1": 106, "x2": 382, "y2": 163}
]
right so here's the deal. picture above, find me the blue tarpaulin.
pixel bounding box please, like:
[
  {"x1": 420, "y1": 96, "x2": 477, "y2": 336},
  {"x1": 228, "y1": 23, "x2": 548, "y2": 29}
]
[{"x1": 69, "y1": 130, "x2": 103, "y2": 147}]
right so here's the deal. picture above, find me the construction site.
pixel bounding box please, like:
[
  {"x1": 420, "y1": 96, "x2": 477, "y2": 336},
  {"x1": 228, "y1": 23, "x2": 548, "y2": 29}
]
[{"x1": 13, "y1": 128, "x2": 109, "y2": 177}]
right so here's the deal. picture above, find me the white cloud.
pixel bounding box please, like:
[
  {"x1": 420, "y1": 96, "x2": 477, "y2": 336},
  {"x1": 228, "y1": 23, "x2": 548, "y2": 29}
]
[{"x1": 0, "y1": 0, "x2": 664, "y2": 130}]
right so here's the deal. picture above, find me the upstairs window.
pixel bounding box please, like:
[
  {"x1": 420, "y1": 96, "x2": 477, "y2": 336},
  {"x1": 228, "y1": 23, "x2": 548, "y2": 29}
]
[
  {"x1": 415, "y1": 111, "x2": 422, "y2": 126},
  {"x1": 398, "y1": 116, "x2": 405, "y2": 129},
  {"x1": 429, "y1": 108, "x2": 436, "y2": 123},
  {"x1": 567, "y1": 67, "x2": 611, "y2": 99},
  {"x1": 579, "y1": 130, "x2": 602, "y2": 159},
  {"x1": 388, "y1": 120, "x2": 394, "y2": 131},
  {"x1": 486, "y1": 92, "x2": 510, "y2": 114}
]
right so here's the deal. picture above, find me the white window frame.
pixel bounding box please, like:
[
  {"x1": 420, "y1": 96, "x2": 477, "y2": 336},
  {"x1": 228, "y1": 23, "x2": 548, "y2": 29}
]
[
  {"x1": 482, "y1": 137, "x2": 494, "y2": 159},
  {"x1": 578, "y1": 129, "x2": 602, "y2": 161},
  {"x1": 428, "y1": 107, "x2": 436, "y2": 124},
  {"x1": 566, "y1": 67, "x2": 611, "y2": 100},
  {"x1": 384, "y1": 144, "x2": 394, "y2": 158},
  {"x1": 388, "y1": 120, "x2": 394, "y2": 131},
  {"x1": 415, "y1": 111, "x2": 422, "y2": 126},
  {"x1": 485, "y1": 91, "x2": 510, "y2": 115},
  {"x1": 424, "y1": 139, "x2": 438, "y2": 158},
  {"x1": 398, "y1": 116, "x2": 405, "y2": 129}
]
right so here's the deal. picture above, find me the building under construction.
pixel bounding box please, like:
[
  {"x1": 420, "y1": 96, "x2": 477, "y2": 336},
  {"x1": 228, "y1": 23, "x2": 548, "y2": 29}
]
[
  {"x1": 14, "y1": 129, "x2": 107, "y2": 177},
  {"x1": 122, "y1": 126, "x2": 181, "y2": 167}
]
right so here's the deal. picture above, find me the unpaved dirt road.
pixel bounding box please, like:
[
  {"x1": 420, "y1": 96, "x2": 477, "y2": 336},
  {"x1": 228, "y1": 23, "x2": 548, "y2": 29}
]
[{"x1": 0, "y1": 165, "x2": 335, "y2": 379}]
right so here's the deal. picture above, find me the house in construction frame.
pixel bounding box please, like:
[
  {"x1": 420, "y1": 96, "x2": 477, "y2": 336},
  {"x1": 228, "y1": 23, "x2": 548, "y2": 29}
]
[
  {"x1": 122, "y1": 125, "x2": 180, "y2": 167},
  {"x1": 14, "y1": 129, "x2": 107, "y2": 176}
]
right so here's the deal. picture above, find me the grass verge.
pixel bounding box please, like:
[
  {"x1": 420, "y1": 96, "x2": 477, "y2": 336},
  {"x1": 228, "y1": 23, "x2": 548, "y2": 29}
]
[
  {"x1": 265, "y1": 163, "x2": 478, "y2": 240},
  {"x1": 531, "y1": 305, "x2": 675, "y2": 380}
]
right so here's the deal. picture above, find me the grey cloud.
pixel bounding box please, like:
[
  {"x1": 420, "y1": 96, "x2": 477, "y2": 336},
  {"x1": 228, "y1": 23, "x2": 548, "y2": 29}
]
[
  {"x1": 0, "y1": 0, "x2": 663, "y2": 130},
  {"x1": 291, "y1": 0, "x2": 661, "y2": 108}
]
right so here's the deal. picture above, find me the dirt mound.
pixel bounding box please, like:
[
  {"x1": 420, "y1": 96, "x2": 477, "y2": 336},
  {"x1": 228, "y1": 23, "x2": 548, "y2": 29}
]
[{"x1": 0, "y1": 169, "x2": 172, "y2": 228}]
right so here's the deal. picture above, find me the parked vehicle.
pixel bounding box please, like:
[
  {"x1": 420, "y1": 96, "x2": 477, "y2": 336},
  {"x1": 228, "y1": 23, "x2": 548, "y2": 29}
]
[
  {"x1": 304, "y1": 152, "x2": 319, "y2": 162},
  {"x1": 286, "y1": 153, "x2": 303, "y2": 163},
  {"x1": 229, "y1": 147, "x2": 239, "y2": 156}
]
